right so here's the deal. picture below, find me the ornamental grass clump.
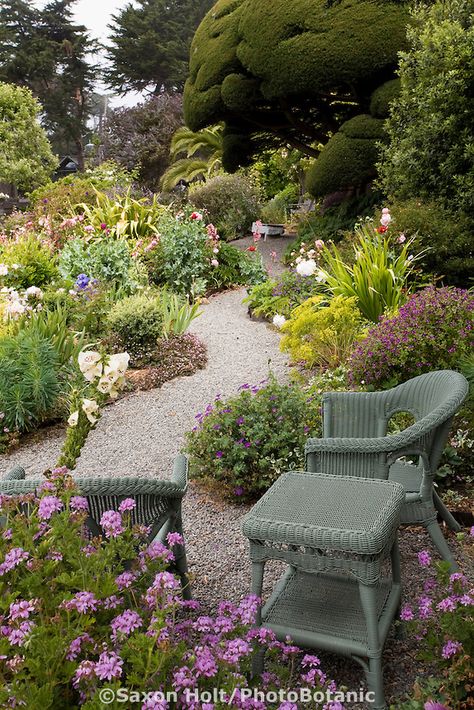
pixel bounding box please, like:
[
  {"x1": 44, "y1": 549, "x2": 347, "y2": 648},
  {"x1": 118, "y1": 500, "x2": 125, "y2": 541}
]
[
  {"x1": 185, "y1": 375, "x2": 320, "y2": 500},
  {"x1": 0, "y1": 469, "x2": 343, "y2": 708},
  {"x1": 349, "y1": 287, "x2": 474, "y2": 388},
  {"x1": 399, "y1": 545, "x2": 474, "y2": 709}
]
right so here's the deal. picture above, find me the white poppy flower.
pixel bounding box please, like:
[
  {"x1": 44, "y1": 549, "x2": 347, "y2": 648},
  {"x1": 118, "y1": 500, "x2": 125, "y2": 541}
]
[
  {"x1": 272, "y1": 314, "x2": 286, "y2": 329},
  {"x1": 296, "y1": 259, "x2": 317, "y2": 277}
]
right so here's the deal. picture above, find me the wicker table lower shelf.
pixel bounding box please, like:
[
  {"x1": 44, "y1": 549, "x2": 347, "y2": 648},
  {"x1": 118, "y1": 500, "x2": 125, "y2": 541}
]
[{"x1": 262, "y1": 569, "x2": 400, "y2": 659}]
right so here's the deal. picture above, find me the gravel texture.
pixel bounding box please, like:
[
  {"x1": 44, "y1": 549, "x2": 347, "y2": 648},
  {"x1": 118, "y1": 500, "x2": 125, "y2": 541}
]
[{"x1": 1, "y1": 234, "x2": 472, "y2": 708}]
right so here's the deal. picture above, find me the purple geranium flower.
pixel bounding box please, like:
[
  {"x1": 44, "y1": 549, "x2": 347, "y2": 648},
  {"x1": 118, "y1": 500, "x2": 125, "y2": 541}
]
[
  {"x1": 38, "y1": 495, "x2": 63, "y2": 520},
  {"x1": 94, "y1": 651, "x2": 123, "y2": 680},
  {"x1": 100, "y1": 510, "x2": 124, "y2": 538}
]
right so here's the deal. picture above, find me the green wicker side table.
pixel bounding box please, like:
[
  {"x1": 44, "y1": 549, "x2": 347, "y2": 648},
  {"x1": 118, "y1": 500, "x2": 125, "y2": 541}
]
[{"x1": 242, "y1": 472, "x2": 405, "y2": 710}]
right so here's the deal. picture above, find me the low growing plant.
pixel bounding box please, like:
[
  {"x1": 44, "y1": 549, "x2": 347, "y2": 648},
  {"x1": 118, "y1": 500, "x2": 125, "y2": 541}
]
[
  {"x1": 0, "y1": 236, "x2": 58, "y2": 289},
  {"x1": 349, "y1": 287, "x2": 474, "y2": 389},
  {"x1": 160, "y1": 291, "x2": 201, "y2": 340},
  {"x1": 280, "y1": 295, "x2": 368, "y2": 370},
  {"x1": 0, "y1": 469, "x2": 344, "y2": 709},
  {"x1": 185, "y1": 375, "x2": 320, "y2": 500},
  {"x1": 106, "y1": 292, "x2": 164, "y2": 365},
  {"x1": 244, "y1": 269, "x2": 323, "y2": 320}
]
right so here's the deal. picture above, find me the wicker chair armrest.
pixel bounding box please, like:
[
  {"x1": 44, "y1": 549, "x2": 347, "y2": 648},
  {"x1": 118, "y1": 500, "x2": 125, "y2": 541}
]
[
  {"x1": 171, "y1": 454, "x2": 188, "y2": 493},
  {"x1": 4, "y1": 466, "x2": 26, "y2": 481},
  {"x1": 305, "y1": 417, "x2": 434, "y2": 456}
]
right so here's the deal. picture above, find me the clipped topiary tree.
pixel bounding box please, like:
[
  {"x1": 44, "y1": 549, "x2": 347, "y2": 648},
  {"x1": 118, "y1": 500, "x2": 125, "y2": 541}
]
[
  {"x1": 0, "y1": 82, "x2": 57, "y2": 192},
  {"x1": 184, "y1": 0, "x2": 410, "y2": 183}
]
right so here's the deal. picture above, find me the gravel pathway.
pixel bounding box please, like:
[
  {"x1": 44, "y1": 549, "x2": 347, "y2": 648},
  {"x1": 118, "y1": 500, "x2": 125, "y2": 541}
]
[{"x1": 0, "y1": 233, "x2": 471, "y2": 707}]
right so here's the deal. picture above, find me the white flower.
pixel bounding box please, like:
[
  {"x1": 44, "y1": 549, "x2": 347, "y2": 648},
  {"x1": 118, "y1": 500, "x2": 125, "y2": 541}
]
[
  {"x1": 82, "y1": 398, "x2": 100, "y2": 424},
  {"x1": 69, "y1": 289, "x2": 77, "y2": 296},
  {"x1": 0, "y1": 264, "x2": 8, "y2": 276},
  {"x1": 315, "y1": 270, "x2": 327, "y2": 283},
  {"x1": 272, "y1": 314, "x2": 286, "y2": 329},
  {"x1": 296, "y1": 259, "x2": 317, "y2": 277},
  {"x1": 11, "y1": 264, "x2": 20, "y2": 270},
  {"x1": 5, "y1": 299, "x2": 26, "y2": 319},
  {"x1": 213, "y1": 247, "x2": 219, "y2": 254},
  {"x1": 25, "y1": 286, "x2": 43, "y2": 299},
  {"x1": 56, "y1": 288, "x2": 65, "y2": 294},
  {"x1": 78, "y1": 351, "x2": 103, "y2": 382},
  {"x1": 211, "y1": 259, "x2": 219, "y2": 267},
  {"x1": 106, "y1": 352, "x2": 129, "y2": 377},
  {"x1": 380, "y1": 208, "x2": 392, "y2": 227},
  {"x1": 68, "y1": 411, "x2": 79, "y2": 427}
]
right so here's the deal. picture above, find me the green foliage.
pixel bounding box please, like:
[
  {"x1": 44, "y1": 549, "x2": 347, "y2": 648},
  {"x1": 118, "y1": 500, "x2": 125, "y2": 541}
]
[
  {"x1": 190, "y1": 173, "x2": 261, "y2": 240},
  {"x1": 184, "y1": 0, "x2": 410, "y2": 168},
  {"x1": 306, "y1": 115, "x2": 386, "y2": 197},
  {"x1": 42, "y1": 282, "x2": 114, "y2": 341},
  {"x1": 106, "y1": 292, "x2": 164, "y2": 364},
  {"x1": 160, "y1": 291, "x2": 202, "y2": 339},
  {"x1": 369, "y1": 78, "x2": 400, "y2": 118},
  {"x1": 210, "y1": 241, "x2": 267, "y2": 291},
  {"x1": 161, "y1": 123, "x2": 223, "y2": 191},
  {"x1": 0, "y1": 82, "x2": 56, "y2": 191},
  {"x1": 105, "y1": 0, "x2": 214, "y2": 93},
  {"x1": 0, "y1": 329, "x2": 61, "y2": 432},
  {"x1": 0, "y1": 2, "x2": 98, "y2": 169},
  {"x1": 79, "y1": 190, "x2": 164, "y2": 241},
  {"x1": 185, "y1": 374, "x2": 320, "y2": 500},
  {"x1": 379, "y1": 0, "x2": 474, "y2": 214},
  {"x1": 250, "y1": 149, "x2": 303, "y2": 201},
  {"x1": 280, "y1": 295, "x2": 367, "y2": 369},
  {"x1": 389, "y1": 198, "x2": 474, "y2": 287},
  {"x1": 58, "y1": 238, "x2": 140, "y2": 293},
  {"x1": 0, "y1": 236, "x2": 58, "y2": 288},
  {"x1": 260, "y1": 184, "x2": 300, "y2": 223},
  {"x1": 150, "y1": 212, "x2": 210, "y2": 296},
  {"x1": 321, "y1": 218, "x2": 422, "y2": 322},
  {"x1": 244, "y1": 269, "x2": 322, "y2": 319}
]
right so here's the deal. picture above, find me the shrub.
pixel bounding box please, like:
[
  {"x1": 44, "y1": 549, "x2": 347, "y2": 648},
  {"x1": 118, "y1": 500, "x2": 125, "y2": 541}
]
[
  {"x1": 42, "y1": 281, "x2": 114, "y2": 340},
  {"x1": 280, "y1": 295, "x2": 367, "y2": 369},
  {"x1": 185, "y1": 375, "x2": 320, "y2": 500},
  {"x1": 0, "y1": 329, "x2": 61, "y2": 434},
  {"x1": 349, "y1": 287, "x2": 474, "y2": 388},
  {"x1": 128, "y1": 333, "x2": 208, "y2": 390},
  {"x1": 320, "y1": 209, "x2": 423, "y2": 322},
  {"x1": 58, "y1": 238, "x2": 142, "y2": 293},
  {"x1": 244, "y1": 269, "x2": 323, "y2": 319},
  {"x1": 389, "y1": 198, "x2": 473, "y2": 288},
  {"x1": 106, "y1": 292, "x2": 164, "y2": 365},
  {"x1": 209, "y1": 241, "x2": 267, "y2": 291},
  {"x1": 0, "y1": 469, "x2": 342, "y2": 708},
  {"x1": 0, "y1": 236, "x2": 58, "y2": 288},
  {"x1": 147, "y1": 211, "x2": 210, "y2": 297},
  {"x1": 0, "y1": 82, "x2": 57, "y2": 192},
  {"x1": 190, "y1": 174, "x2": 261, "y2": 240}
]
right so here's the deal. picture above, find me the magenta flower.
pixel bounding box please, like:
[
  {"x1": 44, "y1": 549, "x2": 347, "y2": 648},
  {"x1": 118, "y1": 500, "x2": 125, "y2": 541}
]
[
  {"x1": 0, "y1": 547, "x2": 29, "y2": 575},
  {"x1": 62, "y1": 591, "x2": 98, "y2": 614},
  {"x1": 94, "y1": 650, "x2": 123, "y2": 680},
  {"x1": 72, "y1": 660, "x2": 95, "y2": 689},
  {"x1": 70, "y1": 496, "x2": 89, "y2": 512},
  {"x1": 9, "y1": 600, "x2": 36, "y2": 621},
  {"x1": 418, "y1": 550, "x2": 431, "y2": 567},
  {"x1": 100, "y1": 510, "x2": 124, "y2": 538},
  {"x1": 166, "y1": 531, "x2": 183, "y2": 547},
  {"x1": 115, "y1": 571, "x2": 136, "y2": 590},
  {"x1": 400, "y1": 605, "x2": 414, "y2": 621},
  {"x1": 437, "y1": 597, "x2": 457, "y2": 612},
  {"x1": 193, "y1": 646, "x2": 218, "y2": 678},
  {"x1": 215, "y1": 451, "x2": 223, "y2": 458},
  {"x1": 424, "y1": 702, "x2": 449, "y2": 710},
  {"x1": 111, "y1": 609, "x2": 142, "y2": 640},
  {"x1": 118, "y1": 498, "x2": 136, "y2": 513},
  {"x1": 442, "y1": 640, "x2": 462, "y2": 659},
  {"x1": 38, "y1": 495, "x2": 63, "y2": 520}
]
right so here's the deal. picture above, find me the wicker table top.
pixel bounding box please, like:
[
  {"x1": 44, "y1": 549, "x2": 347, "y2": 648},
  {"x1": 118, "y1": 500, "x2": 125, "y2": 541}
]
[{"x1": 242, "y1": 471, "x2": 405, "y2": 555}]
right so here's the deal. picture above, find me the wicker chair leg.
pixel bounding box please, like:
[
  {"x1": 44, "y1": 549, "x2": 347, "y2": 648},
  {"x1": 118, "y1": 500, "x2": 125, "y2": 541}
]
[
  {"x1": 425, "y1": 520, "x2": 459, "y2": 571},
  {"x1": 175, "y1": 549, "x2": 192, "y2": 600},
  {"x1": 358, "y1": 583, "x2": 386, "y2": 709},
  {"x1": 250, "y1": 558, "x2": 265, "y2": 677},
  {"x1": 433, "y1": 490, "x2": 462, "y2": 533}
]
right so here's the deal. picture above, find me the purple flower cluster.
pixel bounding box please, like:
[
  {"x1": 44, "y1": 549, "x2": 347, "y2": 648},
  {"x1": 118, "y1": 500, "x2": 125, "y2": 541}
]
[{"x1": 349, "y1": 287, "x2": 474, "y2": 387}]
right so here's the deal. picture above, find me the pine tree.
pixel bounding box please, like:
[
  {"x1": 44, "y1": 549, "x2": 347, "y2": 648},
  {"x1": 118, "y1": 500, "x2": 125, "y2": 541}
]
[
  {"x1": 105, "y1": 0, "x2": 214, "y2": 94},
  {"x1": 0, "y1": 0, "x2": 99, "y2": 169}
]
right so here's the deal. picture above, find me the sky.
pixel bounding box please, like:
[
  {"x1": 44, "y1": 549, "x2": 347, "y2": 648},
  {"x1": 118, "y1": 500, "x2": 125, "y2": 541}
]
[{"x1": 36, "y1": 0, "x2": 142, "y2": 107}]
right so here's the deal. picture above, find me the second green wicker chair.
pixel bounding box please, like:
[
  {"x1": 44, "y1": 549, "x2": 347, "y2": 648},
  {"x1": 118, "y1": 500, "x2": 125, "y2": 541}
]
[
  {"x1": 305, "y1": 370, "x2": 469, "y2": 569},
  {"x1": 0, "y1": 455, "x2": 191, "y2": 598}
]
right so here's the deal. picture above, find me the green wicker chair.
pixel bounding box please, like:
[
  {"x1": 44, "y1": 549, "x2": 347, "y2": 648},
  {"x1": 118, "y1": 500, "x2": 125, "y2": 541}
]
[
  {"x1": 305, "y1": 370, "x2": 469, "y2": 569},
  {"x1": 0, "y1": 455, "x2": 191, "y2": 598}
]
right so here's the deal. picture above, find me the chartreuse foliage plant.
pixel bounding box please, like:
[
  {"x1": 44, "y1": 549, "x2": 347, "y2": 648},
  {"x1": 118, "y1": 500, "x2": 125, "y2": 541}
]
[
  {"x1": 186, "y1": 375, "x2": 320, "y2": 500},
  {"x1": 244, "y1": 270, "x2": 323, "y2": 320},
  {"x1": 0, "y1": 469, "x2": 343, "y2": 707},
  {"x1": 320, "y1": 211, "x2": 422, "y2": 322},
  {"x1": 78, "y1": 189, "x2": 165, "y2": 241},
  {"x1": 280, "y1": 295, "x2": 367, "y2": 369},
  {"x1": 0, "y1": 236, "x2": 58, "y2": 289}
]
